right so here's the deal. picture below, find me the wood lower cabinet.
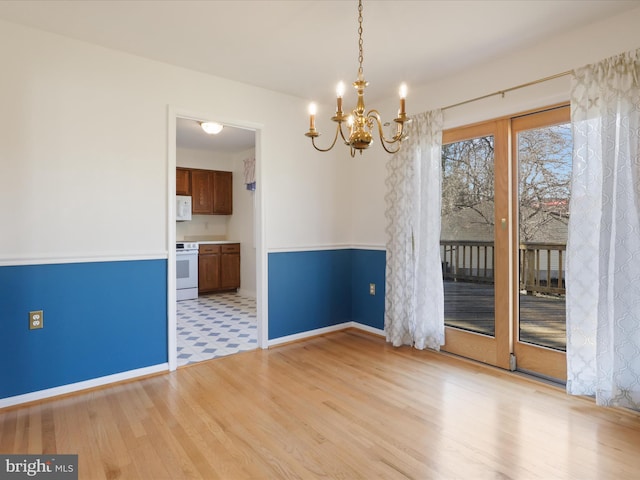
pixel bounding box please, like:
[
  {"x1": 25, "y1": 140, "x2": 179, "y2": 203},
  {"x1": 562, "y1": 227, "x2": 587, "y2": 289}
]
[
  {"x1": 198, "y1": 245, "x2": 221, "y2": 292},
  {"x1": 220, "y1": 244, "x2": 241, "y2": 289},
  {"x1": 198, "y1": 243, "x2": 240, "y2": 294}
]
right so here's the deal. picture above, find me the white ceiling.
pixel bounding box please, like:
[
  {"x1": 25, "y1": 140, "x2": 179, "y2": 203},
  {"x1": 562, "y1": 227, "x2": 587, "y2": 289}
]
[
  {"x1": 0, "y1": 0, "x2": 637, "y2": 151},
  {"x1": 176, "y1": 118, "x2": 256, "y2": 153}
]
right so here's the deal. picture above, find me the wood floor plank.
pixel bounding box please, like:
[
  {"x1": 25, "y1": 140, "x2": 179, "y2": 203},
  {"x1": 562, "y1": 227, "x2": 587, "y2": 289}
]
[
  {"x1": 0, "y1": 410, "x2": 16, "y2": 452},
  {"x1": 2, "y1": 329, "x2": 640, "y2": 479}
]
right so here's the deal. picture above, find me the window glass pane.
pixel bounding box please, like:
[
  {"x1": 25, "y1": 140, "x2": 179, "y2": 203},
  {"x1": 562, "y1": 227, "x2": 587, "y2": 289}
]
[
  {"x1": 441, "y1": 136, "x2": 495, "y2": 337},
  {"x1": 517, "y1": 123, "x2": 571, "y2": 351}
]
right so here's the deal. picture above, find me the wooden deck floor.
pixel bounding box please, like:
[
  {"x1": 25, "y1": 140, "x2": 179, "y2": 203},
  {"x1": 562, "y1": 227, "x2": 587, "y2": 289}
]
[{"x1": 444, "y1": 280, "x2": 566, "y2": 351}]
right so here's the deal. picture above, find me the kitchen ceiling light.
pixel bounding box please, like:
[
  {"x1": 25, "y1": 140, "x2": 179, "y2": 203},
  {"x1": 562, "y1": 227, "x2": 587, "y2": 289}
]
[
  {"x1": 305, "y1": 0, "x2": 410, "y2": 157},
  {"x1": 200, "y1": 122, "x2": 224, "y2": 135}
]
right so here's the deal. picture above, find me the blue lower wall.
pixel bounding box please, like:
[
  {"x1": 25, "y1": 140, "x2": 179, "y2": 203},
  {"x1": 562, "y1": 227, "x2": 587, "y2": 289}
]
[
  {"x1": 2, "y1": 250, "x2": 385, "y2": 401},
  {"x1": 268, "y1": 250, "x2": 353, "y2": 339},
  {"x1": 0, "y1": 259, "x2": 167, "y2": 400},
  {"x1": 351, "y1": 249, "x2": 386, "y2": 330},
  {"x1": 268, "y1": 249, "x2": 386, "y2": 339}
]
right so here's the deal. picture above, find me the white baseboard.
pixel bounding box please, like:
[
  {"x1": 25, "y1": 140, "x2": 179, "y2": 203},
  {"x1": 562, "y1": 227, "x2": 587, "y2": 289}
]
[
  {"x1": 267, "y1": 322, "x2": 385, "y2": 347},
  {"x1": 267, "y1": 322, "x2": 351, "y2": 346},
  {"x1": 0, "y1": 363, "x2": 169, "y2": 410},
  {"x1": 351, "y1": 322, "x2": 385, "y2": 337}
]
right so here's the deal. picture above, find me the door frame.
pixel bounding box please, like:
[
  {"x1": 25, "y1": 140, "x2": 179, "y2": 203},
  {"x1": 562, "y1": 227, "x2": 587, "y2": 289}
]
[{"x1": 166, "y1": 106, "x2": 267, "y2": 371}]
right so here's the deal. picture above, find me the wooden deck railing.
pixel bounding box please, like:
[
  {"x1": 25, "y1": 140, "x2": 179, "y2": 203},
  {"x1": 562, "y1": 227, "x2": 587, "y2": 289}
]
[
  {"x1": 519, "y1": 242, "x2": 566, "y2": 295},
  {"x1": 441, "y1": 241, "x2": 494, "y2": 284},
  {"x1": 441, "y1": 241, "x2": 566, "y2": 296}
]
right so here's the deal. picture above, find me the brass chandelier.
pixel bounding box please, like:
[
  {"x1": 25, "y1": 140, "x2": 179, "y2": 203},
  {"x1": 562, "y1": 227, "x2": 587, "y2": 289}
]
[{"x1": 305, "y1": 0, "x2": 410, "y2": 156}]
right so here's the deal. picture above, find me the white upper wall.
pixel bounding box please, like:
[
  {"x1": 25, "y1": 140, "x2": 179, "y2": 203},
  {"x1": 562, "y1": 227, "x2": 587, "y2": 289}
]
[
  {"x1": 0, "y1": 19, "x2": 348, "y2": 263},
  {"x1": 228, "y1": 148, "x2": 257, "y2": 297},
  {"x1": 2, "y1": 4, "x2": 639, "y2": 261},
  {"x1": 349, "y1": 5, "x2": 640, "y2": 248},
  {"x1": 176, "y1": 147, "x2": 235, "y2": 171}
]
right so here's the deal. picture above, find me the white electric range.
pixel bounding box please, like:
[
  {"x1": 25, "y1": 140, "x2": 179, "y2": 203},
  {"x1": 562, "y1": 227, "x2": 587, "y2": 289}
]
[{"x1": 176, "y1": 242, "x2": 198, "y2": 301}]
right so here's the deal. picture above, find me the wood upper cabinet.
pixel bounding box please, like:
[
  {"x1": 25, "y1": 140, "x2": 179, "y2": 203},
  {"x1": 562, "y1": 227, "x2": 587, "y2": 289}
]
[
  {"x1": 212, "y1": 171, "x2": 233, "y2": 215},
  {"x1": 191, "y1": 169, "x2": 214, "y2": 214},
  {"x1": 181, "y1": 168, "x2": 233, "y2": 215},
  {"x1": 198, "y1": 243, "x2": 240, "y2": 293},
  {"x1": 176, "y1": 168, "x2": 191, "y2": 195}
]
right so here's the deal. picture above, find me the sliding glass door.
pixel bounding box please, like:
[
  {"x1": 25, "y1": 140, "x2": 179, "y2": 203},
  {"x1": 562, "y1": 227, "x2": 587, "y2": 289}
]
[{"x1": 441, "y1": 106, "x2": 570, "y2": 381}]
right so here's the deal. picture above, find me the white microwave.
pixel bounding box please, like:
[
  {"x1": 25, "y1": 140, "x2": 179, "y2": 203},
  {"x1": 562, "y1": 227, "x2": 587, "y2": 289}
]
[{"x1": 176, "y1": 195, "x2": 192, "y2": 221}]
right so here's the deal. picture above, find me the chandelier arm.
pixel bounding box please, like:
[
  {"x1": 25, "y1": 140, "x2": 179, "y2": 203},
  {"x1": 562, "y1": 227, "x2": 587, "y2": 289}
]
[
  {"x1": 338, "y1": 122, "x2": 349, "y2": 144},
  {"x1": 366, "y1": 111, "x2": 406, "y2": 152},
  {"x1": 310, "y1": 124, "x2": 342, "y2": 152},
  {"x1": 379, "y1": 140, "x2": 401, "y2": 154}
]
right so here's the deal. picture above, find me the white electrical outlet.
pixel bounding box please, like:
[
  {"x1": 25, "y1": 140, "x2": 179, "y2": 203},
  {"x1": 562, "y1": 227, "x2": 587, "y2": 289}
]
[{"x1": 369, "y1": 283, "x2": 376, "y2": 295}]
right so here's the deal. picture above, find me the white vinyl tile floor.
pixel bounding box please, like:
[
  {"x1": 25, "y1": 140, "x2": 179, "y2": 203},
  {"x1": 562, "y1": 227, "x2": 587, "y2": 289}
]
[{"x1": 176, "y1": 292, "x2": 257, "y2": 367}]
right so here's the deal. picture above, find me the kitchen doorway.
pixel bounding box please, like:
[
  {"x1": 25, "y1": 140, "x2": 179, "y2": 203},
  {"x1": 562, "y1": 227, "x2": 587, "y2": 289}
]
[{"x1": 167, "y1": 108, "x2": 266, "y2": 371}]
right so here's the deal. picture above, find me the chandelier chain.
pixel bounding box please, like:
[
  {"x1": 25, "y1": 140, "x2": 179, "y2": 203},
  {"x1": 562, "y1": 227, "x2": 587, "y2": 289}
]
[{"x1": 357, "y1": 0, "x2": 364, "y2": 77}]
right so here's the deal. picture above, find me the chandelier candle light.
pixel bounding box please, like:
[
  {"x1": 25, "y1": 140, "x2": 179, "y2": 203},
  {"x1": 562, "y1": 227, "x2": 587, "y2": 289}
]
[{"x1": 305, "y1": 0, "x2": 410, "y2": 156}]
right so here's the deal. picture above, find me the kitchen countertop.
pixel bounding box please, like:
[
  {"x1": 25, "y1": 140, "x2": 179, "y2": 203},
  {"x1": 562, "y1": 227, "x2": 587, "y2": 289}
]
[
  {"x1": 177, "y1": 236, "x2": 239, "y2": 245},
  {"x1": 195, "y1": 240, "x2": 239, "y2": 245}
]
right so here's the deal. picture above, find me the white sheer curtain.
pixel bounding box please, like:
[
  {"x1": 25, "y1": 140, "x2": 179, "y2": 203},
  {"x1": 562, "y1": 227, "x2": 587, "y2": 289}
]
[
  {"x1": 384, "y1": 110, "x2": 445, "y2": 350},
  {"x1": 567, "y1": 48, "x2": 640, "y2": 410}
]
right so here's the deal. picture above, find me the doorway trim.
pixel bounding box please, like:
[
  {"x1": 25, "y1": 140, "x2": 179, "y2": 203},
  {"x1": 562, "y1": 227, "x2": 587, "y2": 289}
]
[{"x1": 167, "y1": 106, "x2": 267, "y2": 371}]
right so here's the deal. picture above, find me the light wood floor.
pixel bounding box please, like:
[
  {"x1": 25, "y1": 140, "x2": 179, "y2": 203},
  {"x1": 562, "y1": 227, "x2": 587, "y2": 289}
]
[{"x1": 2, "y1": 330, "x2": 639, "y2": 479}]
